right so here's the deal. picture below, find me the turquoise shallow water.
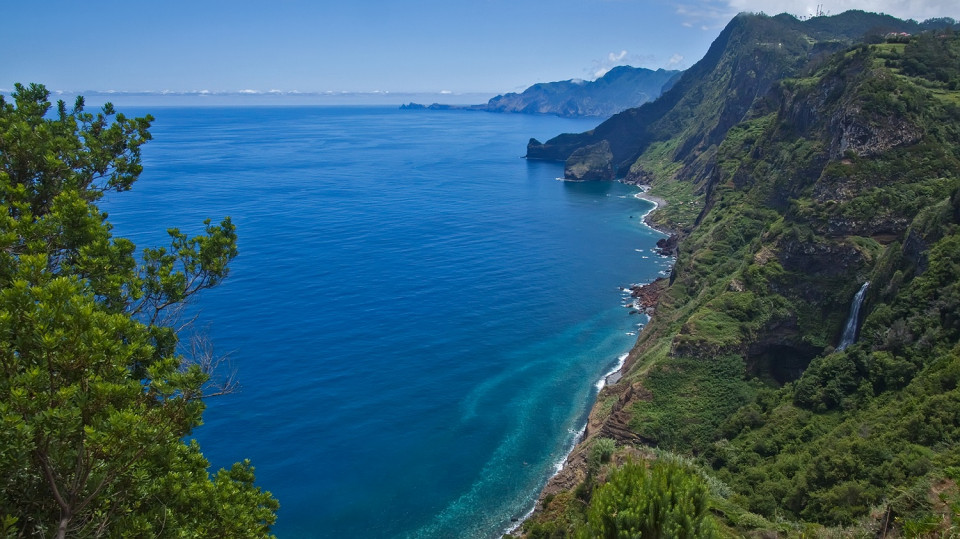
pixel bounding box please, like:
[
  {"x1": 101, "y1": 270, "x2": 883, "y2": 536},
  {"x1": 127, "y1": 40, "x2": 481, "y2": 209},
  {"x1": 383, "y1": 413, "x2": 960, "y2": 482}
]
[{"x1": 99, "y1": 106, "x2": 670, "y2": 538}]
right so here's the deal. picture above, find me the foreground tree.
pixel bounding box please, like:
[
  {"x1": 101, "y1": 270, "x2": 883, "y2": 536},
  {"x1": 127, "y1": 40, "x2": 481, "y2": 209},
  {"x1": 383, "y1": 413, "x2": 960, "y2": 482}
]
[
  {"x1": 581, "y1": 460, "x2": 717, "y2": 539},
  {"x1": 0, "y1": 83, "x2": 278, "y2": 537}
]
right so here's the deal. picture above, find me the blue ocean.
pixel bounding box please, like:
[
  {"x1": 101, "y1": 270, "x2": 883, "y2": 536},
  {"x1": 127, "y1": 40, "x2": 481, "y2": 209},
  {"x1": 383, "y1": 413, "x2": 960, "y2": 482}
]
[{"x1": 99, "y1": 106, "x2": 669, "y2": 538}]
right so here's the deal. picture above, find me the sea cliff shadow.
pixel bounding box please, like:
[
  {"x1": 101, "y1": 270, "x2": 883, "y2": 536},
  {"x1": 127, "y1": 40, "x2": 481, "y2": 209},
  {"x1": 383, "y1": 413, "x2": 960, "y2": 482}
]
[{"x1": 561, "y1": 179, "x2": 616, "y2": 199}]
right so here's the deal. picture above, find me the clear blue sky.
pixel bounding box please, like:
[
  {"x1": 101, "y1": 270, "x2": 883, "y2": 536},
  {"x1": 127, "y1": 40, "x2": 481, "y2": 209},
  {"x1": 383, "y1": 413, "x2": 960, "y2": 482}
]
[{"x1": 3, "y1": 0, "x2": 957, "y2": 96}]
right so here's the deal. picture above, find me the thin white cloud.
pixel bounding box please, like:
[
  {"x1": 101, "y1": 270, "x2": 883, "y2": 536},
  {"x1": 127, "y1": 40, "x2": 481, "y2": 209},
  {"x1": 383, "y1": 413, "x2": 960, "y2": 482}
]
[
  {"x1": 590, "y1": 50, "x2": 658, "y2": 79},
  {"x1": 609, "y1": 50, "x2": 629, "y2": 62},
  {"x1": 666, "y1": 54, "x2": 685, "y2": 68}
]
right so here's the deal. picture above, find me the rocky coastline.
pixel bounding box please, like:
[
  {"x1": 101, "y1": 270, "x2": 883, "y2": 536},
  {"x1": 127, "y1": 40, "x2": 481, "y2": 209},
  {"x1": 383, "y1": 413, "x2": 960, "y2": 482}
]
[{"x1": 508, "y1": 185, "x2": 675, "y2": 536}]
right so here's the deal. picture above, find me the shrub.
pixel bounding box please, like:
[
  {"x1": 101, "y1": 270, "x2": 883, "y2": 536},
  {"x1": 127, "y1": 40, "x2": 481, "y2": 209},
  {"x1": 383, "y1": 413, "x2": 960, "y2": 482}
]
[
  {"x1": 579, "y1": 459, "x2": 718, "y2": 538},
  {"x1": 588, "y1": 438, "x2": 617, "y2": 473}
]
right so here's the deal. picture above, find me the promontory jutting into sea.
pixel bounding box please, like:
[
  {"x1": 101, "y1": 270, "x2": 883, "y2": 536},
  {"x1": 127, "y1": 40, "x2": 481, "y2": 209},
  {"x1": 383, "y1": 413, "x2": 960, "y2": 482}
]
[{"x1": 98, "y1": 106, "x2": 670, "y2": 537}]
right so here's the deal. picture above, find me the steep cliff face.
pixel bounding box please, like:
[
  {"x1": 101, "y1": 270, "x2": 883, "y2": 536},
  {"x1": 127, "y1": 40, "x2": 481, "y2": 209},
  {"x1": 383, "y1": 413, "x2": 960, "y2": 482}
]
[
  {"x1": 651, "y1": 31, "x2": 960, "y2": 381},
  {"x1": 526, "y1": 11, "x2": 933, "y2": 184},
  {"x1": 520, "y1": 17, "x2": 960, "y2": 538},
  {"x1": 564, "y1": 141, "x2": 613, "y2": 181}
]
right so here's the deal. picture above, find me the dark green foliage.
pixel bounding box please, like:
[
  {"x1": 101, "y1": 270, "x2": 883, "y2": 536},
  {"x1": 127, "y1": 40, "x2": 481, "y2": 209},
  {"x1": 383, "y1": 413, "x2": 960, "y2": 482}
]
[
  {"x1": 0, "y1": 85, "x2": 277, "y2": 537},
  {"x1": 898, "y1": 30, "x2": 960, "y2": 86},
  {"x1": 713, "y1": 227, "x2": 960, "y2": 525},
  {"x1": 713, "y1": 344, "x2": 960, "y2": 526},
  {"x1": 791, "y1": 9, "x2": 952, "y2": 42},
  {"x1": 580, "y1": 460, "x2": 717, "y2": 538}
]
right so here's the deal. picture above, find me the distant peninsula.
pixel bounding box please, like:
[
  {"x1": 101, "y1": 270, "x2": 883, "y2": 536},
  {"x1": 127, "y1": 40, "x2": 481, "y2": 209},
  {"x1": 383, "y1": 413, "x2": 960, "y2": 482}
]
[{"x1": 401, "y1": 65, "x2": 681, "y2": 118}]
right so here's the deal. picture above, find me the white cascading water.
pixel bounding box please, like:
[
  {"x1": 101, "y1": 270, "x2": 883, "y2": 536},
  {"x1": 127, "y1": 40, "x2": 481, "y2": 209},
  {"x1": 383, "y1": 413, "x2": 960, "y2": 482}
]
[{"x1": 837, "y1": 281, "x2": 870, "y2": 351}]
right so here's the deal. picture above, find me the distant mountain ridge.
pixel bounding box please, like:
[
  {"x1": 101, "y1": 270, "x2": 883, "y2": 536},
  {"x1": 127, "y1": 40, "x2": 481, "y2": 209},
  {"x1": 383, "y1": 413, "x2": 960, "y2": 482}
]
[{"x1": 400, "y1": 66, "x2": 681, "y2": 118}]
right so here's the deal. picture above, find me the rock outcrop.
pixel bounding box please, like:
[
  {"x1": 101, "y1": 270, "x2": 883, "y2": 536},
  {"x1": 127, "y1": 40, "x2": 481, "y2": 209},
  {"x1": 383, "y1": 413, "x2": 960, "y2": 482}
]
[{"x1": 564, "y1": 141, "x2": 613, "y2": 181}]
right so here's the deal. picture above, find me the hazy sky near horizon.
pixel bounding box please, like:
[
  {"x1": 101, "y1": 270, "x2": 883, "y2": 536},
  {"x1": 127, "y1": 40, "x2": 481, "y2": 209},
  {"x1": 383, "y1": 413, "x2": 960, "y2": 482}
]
[{"x1": 3, "y1": 0, "x2": 958, "y2": 96}]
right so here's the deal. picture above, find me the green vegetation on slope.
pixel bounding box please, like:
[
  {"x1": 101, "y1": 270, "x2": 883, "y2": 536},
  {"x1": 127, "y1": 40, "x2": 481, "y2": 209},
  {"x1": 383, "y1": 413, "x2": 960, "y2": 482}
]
[
  {"x1": 711, "y1": 193, "x2": 960, "y2": 529},
  {"x1": 518, "y1": 448, "x2": 720, "y2": 539},
  {"x1": 522, "y1": 15, "x2": 960, "y2": 538},
  {"x1": 526, "y1": 10, "x2": 945, "y2": 183}
]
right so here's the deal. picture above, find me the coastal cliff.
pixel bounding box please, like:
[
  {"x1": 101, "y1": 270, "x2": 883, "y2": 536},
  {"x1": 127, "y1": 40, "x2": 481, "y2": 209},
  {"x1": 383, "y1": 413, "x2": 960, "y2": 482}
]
[
  {"x1": 401, "y1": 66, "x2": 680, "y2": 118},
  {"x1": 526, "y1": 11, "x2": 949, "y2": 184},
  {"x1": 516, "y1": 11, "x2": 960, "y2": 538}
]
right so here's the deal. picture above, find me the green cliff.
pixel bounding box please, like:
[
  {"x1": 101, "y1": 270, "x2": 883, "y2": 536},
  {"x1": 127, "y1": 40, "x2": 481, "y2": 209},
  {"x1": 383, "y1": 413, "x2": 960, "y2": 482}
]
[
  {"x1": 527, "y1": 11, "x2": 953, "y2": 185},
  {"x1": 518, "y1": 12, "x2": 960, "y2": 538}
]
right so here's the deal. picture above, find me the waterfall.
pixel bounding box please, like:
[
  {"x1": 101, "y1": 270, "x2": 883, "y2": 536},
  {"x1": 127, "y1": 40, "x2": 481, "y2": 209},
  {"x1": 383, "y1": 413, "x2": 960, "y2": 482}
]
[{"x1": 836, "y1": 281, "x2": 869, "y2": 351}]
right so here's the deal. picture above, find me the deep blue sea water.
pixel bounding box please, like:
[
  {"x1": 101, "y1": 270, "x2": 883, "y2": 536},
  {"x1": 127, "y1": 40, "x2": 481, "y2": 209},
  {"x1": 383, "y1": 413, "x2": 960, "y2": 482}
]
[{"x1": 99, "y1": 106, "x2": 670, "y2": 538}]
